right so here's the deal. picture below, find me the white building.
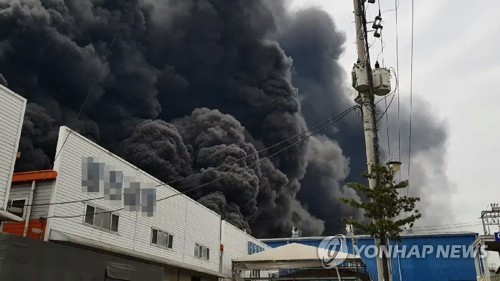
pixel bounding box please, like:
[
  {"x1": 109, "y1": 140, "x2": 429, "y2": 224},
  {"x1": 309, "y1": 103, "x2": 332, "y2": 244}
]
[
  {"x1": 1, "y1": 125, "x2": 269, "y2": 281},
  {"x1": 0, "y1": 84, "x2": 26, "y2": 221}
]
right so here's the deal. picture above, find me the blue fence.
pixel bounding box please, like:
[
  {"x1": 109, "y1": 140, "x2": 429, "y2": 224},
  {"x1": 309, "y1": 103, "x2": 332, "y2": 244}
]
[{"x1": 263, "y1": 233, "x2": 478, "y2": 281}]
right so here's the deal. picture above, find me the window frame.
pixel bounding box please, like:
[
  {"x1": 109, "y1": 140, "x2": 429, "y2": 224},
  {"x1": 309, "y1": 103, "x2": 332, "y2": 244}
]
[
  {"x1": 194, "y1": 243, "x2": 210, "y2": 261},
  {"x1": 150, "y1": 227, "x2": 173, "y2": 249},
  {"x1": 6, "y1": 198, "x2": 28, "y2": 220},
  {"x1": 82, "y1": 203, "x2": 119, "y2": 233}
]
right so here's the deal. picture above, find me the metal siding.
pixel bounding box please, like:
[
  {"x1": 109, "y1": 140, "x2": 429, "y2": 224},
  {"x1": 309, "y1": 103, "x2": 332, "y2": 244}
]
[
  {"x1": 263, "y1": 234, "x2": 478, "y2": 281},
  {"x1": 0, "y1": 85, "x2": 26, "y2": 210},
  {"x1": 220, "y1": 220, "x2": 270, "y2": 277},
  {"x1": 31, "y1": 181, "x2": 53, "y2": 219},
  {"x1": 8, "y1": 183, "x2": 31, "y2": 200},
  {"x1": 48, "y1": 126, "x2": 221, "y2": 273},
  {"x1": 9, "y1": 181, "x2": 53, "y2": 220}
]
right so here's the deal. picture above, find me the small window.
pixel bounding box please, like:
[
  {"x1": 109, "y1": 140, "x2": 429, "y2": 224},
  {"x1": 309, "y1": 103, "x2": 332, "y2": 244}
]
[
  {"x1": 151, "y1": 228, "x2": 173, "y2": 249},
  {"x1": 194, "y1": 243, "x2": 210, "y2": 260},
  {"x1": 168, "y1": 234, "x2": 173, "y2": 249},
  {"x1": 7, "y1": 199, "x2": 26, "y2": 219},
  {"x1": 83, "y1": 204, "x2": 119, "y2": 232},
  {"x1": 85, "y1": 205, "x2": 95, "y2": 224},
  {"x1": 111, "y1": 214, "x2": 119, "y2": 232},
  {"x1": 152, "y1": 229, "x2": 158, "y2": 244}
]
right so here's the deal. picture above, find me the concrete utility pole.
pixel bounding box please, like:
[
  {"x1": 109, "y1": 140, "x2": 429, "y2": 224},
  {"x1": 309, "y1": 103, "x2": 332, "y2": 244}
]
[{"x1": 351, "y1": 0, "x2": 390, "y2": 280}]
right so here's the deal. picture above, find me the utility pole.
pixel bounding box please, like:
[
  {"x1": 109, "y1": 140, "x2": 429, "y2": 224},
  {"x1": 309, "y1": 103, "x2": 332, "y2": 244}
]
[{"x1": 351, "y1": 0, "x2": 392, "y2": 280}]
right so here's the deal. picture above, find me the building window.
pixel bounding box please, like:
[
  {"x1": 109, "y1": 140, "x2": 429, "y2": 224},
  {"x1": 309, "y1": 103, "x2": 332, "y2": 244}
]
[
  {"x1": 7, "y1": 199, "x2": 26, "y2": 219},
  {"x1": 151, "y1": 228, "x2": 173, "y2": 249},
  {"x1": 83, "y1": 204, "x2": 119, "y2": 232},
  {"x1": 194, "y1": 243, "x2": 210, "y2": 260}
]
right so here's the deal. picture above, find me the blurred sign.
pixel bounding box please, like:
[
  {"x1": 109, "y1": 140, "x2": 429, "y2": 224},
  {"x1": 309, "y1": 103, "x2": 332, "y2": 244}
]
[
  {"x1": 495, "y1": 232, "x2": 500, "y2": 242},
  {"x1": 82, "y1": 156, "x2": 157, "y2": 216},
  {"x1": 248, "y1": 242, "x2": 264, "y2": 255}
]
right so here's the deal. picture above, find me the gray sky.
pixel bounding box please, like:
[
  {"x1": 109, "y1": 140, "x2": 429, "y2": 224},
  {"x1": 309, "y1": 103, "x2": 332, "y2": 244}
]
[{"x1": 290, "y1": 0, "x2": 500, "y2": 266}]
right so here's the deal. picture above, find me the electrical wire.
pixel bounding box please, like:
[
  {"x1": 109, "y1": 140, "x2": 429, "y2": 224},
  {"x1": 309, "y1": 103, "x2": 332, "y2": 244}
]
[
  {"x1": 407, "y1": 0, "x2": 415, "y2": 197},
  {"x1": 37, "y1": 107, "x2": 358, "y2": 218},
  {"x1": 2, "y1": 215, "x2": 480, "y2": 232},
  {"x1": 154, "y1": 106, "x2": 356, "y2": 188},
  {"x1": 359, "y1": 0, "x2": 381, "y2": 167},
  {"x1": 381, "y1": 0, "x2": 399, "y2": 14},
  {"x1": 26, "y1": 106, "x2": 358, "y2": 207},
  {"x1": 376, "y1": 0, "x2": 389, "y2": 155},
  {"x1": 377, "y1": 0, "x2": 385, "y2": 67},
  {"x1": 32, "y1": 0, "x2": 137, "y2": 183},
  {"x1": 375, "y1": 41, "x2": 387, "y2": 65},
  {"x1": 394, "y1": 0, "x2": 402, "y2": 184}
]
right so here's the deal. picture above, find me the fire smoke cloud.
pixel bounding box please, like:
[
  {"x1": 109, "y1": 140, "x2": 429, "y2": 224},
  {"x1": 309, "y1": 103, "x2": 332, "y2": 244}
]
[{"x1": 0, "y1": 0, "x2": 451, "y2": 237}]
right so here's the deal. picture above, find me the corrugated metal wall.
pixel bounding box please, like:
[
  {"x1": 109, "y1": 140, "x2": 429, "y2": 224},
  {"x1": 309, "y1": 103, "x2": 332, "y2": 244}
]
[
  {"x1": 264, "y1": 234, "x2": 478, "y2": 281},
  {"x1": 9, "y1": 181, "x2": 53, "y2": 220},
  {"x1": 47, "y1": 126, "x2": 221, "y2": 273},
  {"x1": 0, "y1": 85, "x2": 26, "y2": 210}
]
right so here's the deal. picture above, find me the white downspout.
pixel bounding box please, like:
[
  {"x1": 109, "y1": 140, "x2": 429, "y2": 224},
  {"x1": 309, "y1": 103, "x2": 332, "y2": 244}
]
[{"x1": 23, "y1": 180, "x2": 36, "y2": 237}]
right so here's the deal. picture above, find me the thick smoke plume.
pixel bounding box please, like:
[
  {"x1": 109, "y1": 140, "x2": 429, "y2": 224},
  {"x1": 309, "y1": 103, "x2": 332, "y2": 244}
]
[{"x1": 0, "y1": 0, "x2": 452, "y2": 237}]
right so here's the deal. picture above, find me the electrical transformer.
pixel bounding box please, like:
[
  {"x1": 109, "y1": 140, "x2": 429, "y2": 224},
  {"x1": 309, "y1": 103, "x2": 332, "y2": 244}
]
[
  {"x1": 372, "y1": 67, "x2": 391, "y2": 96},
  {"x1": 351, "y1": 63, "x2": 370, "y2": 92}
]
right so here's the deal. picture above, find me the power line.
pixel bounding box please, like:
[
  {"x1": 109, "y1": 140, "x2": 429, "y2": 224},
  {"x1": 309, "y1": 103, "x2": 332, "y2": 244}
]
[
  {"x1": 26, "y1": 106, "x2": 358, "y2": 207},
  {"x1": 407, "y1": 0, "x2": 415, "y2": 197},
  {"x1": 247, "y1": 219, "x2": 481, "y2": 231},
  {"x1": 375, "y1": 0, "x2": 390, "y2": 156},
  {"x1": 393, "y1": 0, "x2": 402, "y2": 183},
  {"x1": 381, "y1": 0, "x2": 399, "y2": 14},
  {"x1": 36, "y1": 107, "x2": 357, "y2": 216},
  {"x1": 154, "y1": 106, "x2": 358, "y2": 188},
  {"x1": 33, "y1": 0, "x2": 137, "y2": 183}
]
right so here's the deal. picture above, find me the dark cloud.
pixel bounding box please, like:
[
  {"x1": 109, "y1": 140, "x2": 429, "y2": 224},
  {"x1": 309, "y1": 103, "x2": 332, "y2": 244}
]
[
  {"x1": 277, "y1": 8, "x2": 365, "y2": 233},
  {"x1": 0, "y1": 74, "x2": 7, "y2": 86},
  {"x1": 377, "y1": 97, "x2": 455, "y2": 225},
  {"x1": 1, "y1": 0, "x2": 452, "y2": 237},
  {"x1": 117, "y1": 119, "x2": 193, "y2": 186},
  {"x1": 197, "y1": 191, "x2": 250, "y2": 231}
]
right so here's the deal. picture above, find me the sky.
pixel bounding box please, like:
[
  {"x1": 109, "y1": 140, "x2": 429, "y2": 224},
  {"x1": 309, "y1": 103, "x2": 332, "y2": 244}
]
[{"x1": 290, "y1": 0, "x2": 500, "y2": 266}]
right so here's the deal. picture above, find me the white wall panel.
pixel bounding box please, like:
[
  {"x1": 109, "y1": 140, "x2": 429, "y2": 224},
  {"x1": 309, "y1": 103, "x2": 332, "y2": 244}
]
[
  {"x1": 0, "y1": 85, "x2": 26, "y2": 210},
  {"x1": 220, "y1": 220, "x2": 270, "y2": 277},
  {"x1": 47, "y1": 126, "x2": 221, "y2": 273},
  {"x1": 9, "y1": 181, "x2": 53, "y2": 219}
]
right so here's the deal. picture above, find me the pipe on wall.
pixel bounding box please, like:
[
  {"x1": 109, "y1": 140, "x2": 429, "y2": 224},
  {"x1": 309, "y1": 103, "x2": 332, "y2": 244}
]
[{"x1": 23, "y1": 180, "x2": 36, "y2": 237}]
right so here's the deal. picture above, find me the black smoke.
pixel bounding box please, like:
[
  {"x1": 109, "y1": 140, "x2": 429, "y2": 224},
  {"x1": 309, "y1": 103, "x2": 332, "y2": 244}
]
[{"x1": 0, "y1": 0, "x2": 452, "y2": 237}]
